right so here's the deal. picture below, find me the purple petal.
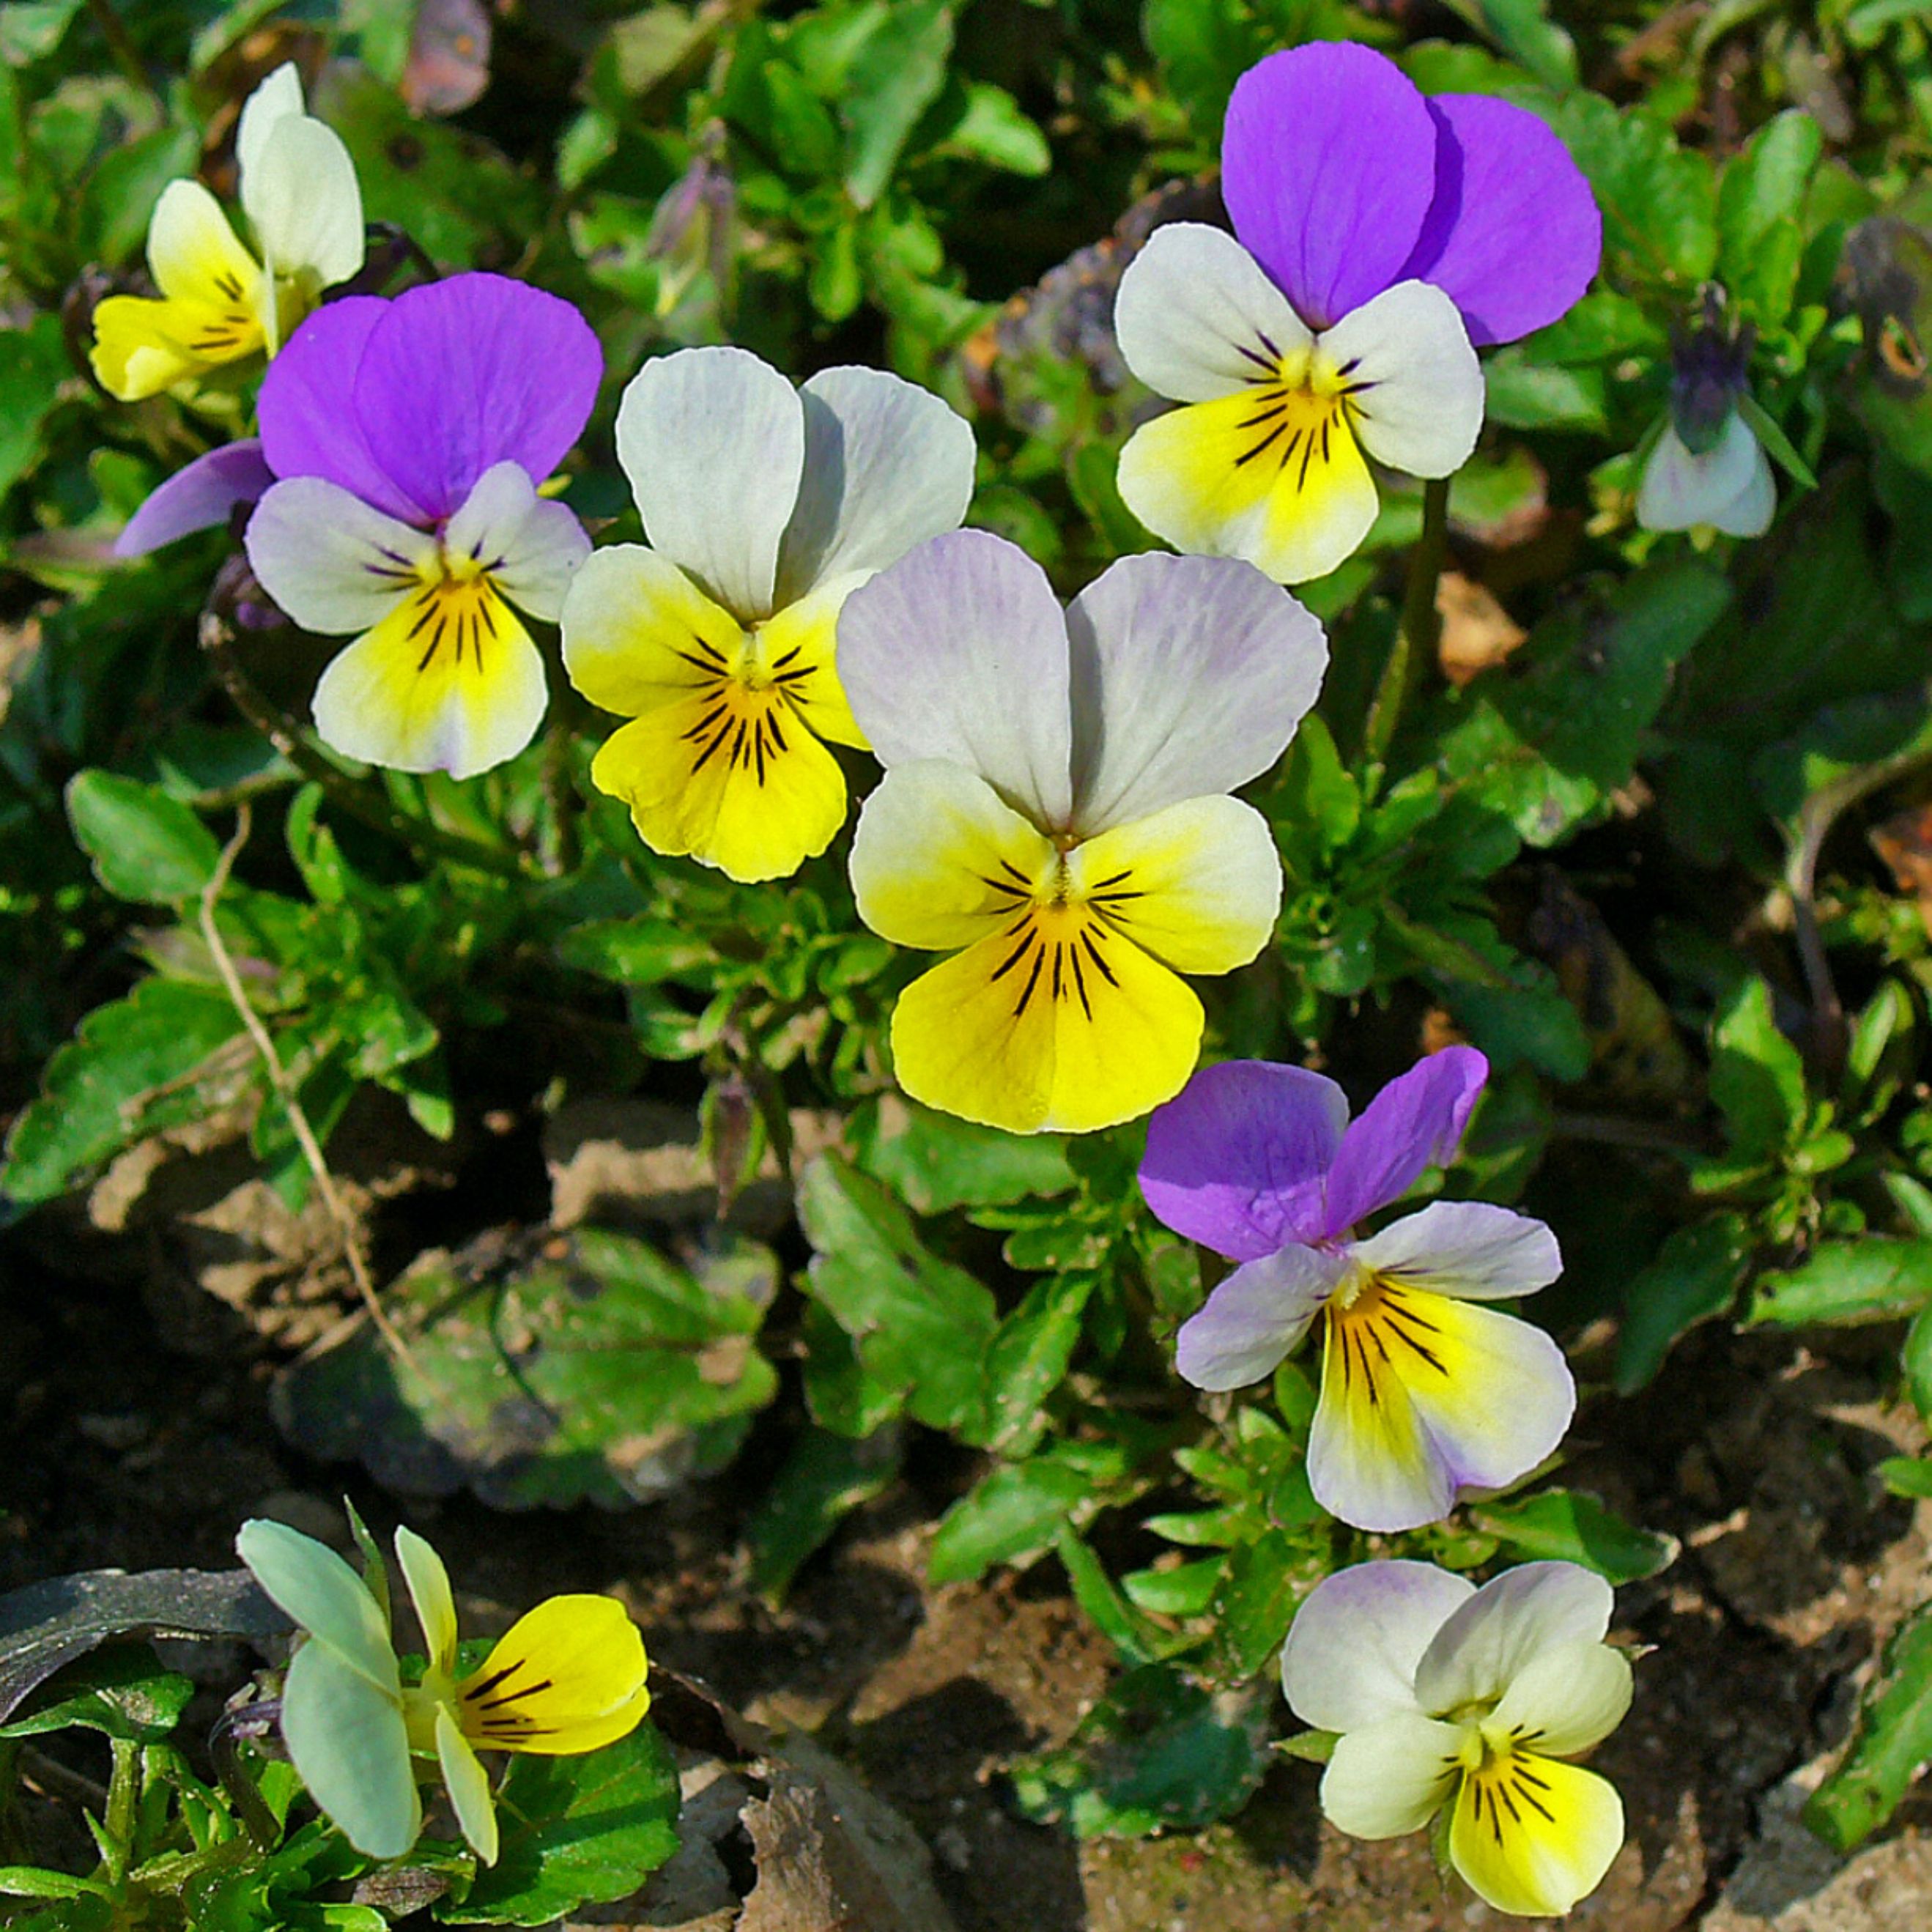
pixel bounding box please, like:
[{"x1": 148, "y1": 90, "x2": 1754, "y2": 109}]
[
  {"x1": 1399, "y1": 95, "x2": 1601, "y2": 347},
  {"x1": 1221, "y1": 43, "x2": 1438, "y2": 330},
  {"x1": 1140, "y1": 1059, "x2": 1351, "y2": 1259},
  {"x1": 1322, "y1": 1045, "x2": 1487, "y2": 1232},
  {"x1": 352, "y1": 273, "x2": 602, "y2": 523},
  {"x1": 114, "y1": 440, "x2": 274, "y2": 557},
  {"x1": 1174, "y1": 1243, "x2": 1347, "y2": 1391},
  {"x1": 259, "y1": 298, "x2": 421, "y2": 524}
]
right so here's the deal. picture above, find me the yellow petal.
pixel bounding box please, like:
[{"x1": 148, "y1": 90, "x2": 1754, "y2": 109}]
[
  {"x1": 890, "y1": 910, "x2": 1204, "y2": 1135},
  {"x1": 1117, "y1": 387, "x2": 1377, "y2": 585},
  {"x1": 1449, "y1": 1751, "x2": 1624, "y2": 1917},
  {"x1": 457, "y1": 1595, "x2": 651, "y2": 1758},
  {"x1": 89, "y1": 294, "x2": 263, "y2": 402},
  {"x1": 311, "y1": 577, "x2": 549, "y2": 781},
  {"x1": 1065, "y1": 796, "x2": 1281, "y2": 974},
  {"x1": 393, "y1": 1527, "x2": 458, "y2": 1677},
  {"x1": 148, "y1": 179, "x2": 264, "y2": 308},
  {"x1": 435, "y1": 1704, "x2": 500, "y2": 1864},
  {"x1": 589, "y1": 681, "x2": 848, "y2": 883},
  {"x1": 849, "y1": 760, "x2": 1059, "y2": 952},
  {"x1": 758, "y1": 570, "x2": 869, "y2": 749},
  {"x1": 560, "y1": 545, "x2": 745, "y2": 719}
]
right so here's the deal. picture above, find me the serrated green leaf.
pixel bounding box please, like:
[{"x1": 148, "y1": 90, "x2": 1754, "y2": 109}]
[
  {"x1": 1748, "y1": 1239, "x2": 1932, "y2": 1327},
  {"x1": 66, "y1": 771, "x2": 222, "y2": 903},
  {"x1": 1615, "y1": 1213, "x2": 1754, "y2": 1391},
  {"x1": 841, "y1": 0, "x2": 952, "y2": 207},
  {"x1": 1471, "y1": 1489, "x2": 1678, "y2": 1585},
  {"x1": 1805, "y1": 1598, "x2": 1932, "y2": 1849},
  {"x1": 746, "y1": 1426, "x2": 901, "y2": 1605},
  {"x1": 851, "y1": 1095, "x2": 1074, "y2": 1215}
]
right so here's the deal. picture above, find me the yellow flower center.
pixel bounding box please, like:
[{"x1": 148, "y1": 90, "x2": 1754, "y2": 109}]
[
  {"x1": 667, "y1": 623, "x2": 817, "y2": 789},
  {"x1": 1322, "y1": 1271, "x2": 1454, "y2": 1407},
  {"x1": 972, "y1": 850, "x2": 1144, "y2": 1024},
  {"x1": 1448, "y1": 1727, "x2": 1562, "y2": 1848},
  {"x1": 374, "y1": 548, "x2": 517, "y2": 678},
  {"x1": 1231, "y1": 341, "x2": 1371, "y2": 481}
]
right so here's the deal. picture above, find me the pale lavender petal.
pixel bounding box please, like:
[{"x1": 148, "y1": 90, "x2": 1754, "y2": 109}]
[
  {"x1": 1064, "y1": 552, "x2": 1327, "y2": 836},
  {"x1": 1323, "y1": 1045, "x2": 1487, "y2": 1233},
  {"x1": 1413, "y1": 1561, "x2": 1613, "y2": 1717},
  {"x1": 1174, "y1": 1243, "x2": 1346, "y2": 1391},
  {"x1": 115, "y1": 440, "x2": 273, "y2": 556},
  {"x1": 259, "y1": 298, "x2": 420, "y2": 523},
  {"x1": 1399, "y1": 95, "x2": 1601, "y2": 347},
  {"x1": 353, "y1": 274, "x2": 602, "y2": 522},
  {"x1": 837, "y1": 528, "x2": 1074, "y2": 830},
  {"x1": 1140, "y1": 1059, "x2": 1350, "y2": 1259},
  {"x1": 1221, "y1": 43, "x2": 1438, "y2": 330},
  {"x1": 1281, "y1": 1559, "x2": 1474, "y2": 1731},
  {"x1": 1352, "y1": 1202, "x2": 1561, "y2": 1301}
]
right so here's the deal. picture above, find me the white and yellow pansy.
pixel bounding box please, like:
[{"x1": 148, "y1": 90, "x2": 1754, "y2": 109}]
[
  {"x1": 92, "y1": 63, "x2": 364, "y2": 401},
  {"x1": 558, "y1": 347, "x2": 977, "y2": 884},
  {"x1": 1283, "y1": 1558, "x2": 1633, "y2": 1918},
  {"x1": 838, "y1": 531, "x2": 1325, "y2": 1134},
  {"x1": 238, "y1": 1517, "x2": 651, "y2": 1865}
]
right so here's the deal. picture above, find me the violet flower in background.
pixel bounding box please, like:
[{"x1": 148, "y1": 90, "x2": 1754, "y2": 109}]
[
  {"x1": 1138, "y1": 1046, "x2": 1573, "y2": 1531},
  {"x1": 1114, "y1": 42, "x2": 1601, "y2": 584},
  {"x1": 229, "y1": 273, "x2": 600, "y2": 780}
]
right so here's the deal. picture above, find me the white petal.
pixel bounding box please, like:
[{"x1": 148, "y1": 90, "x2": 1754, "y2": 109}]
[
  {"x1": 1352, "y1": 1202, "x2": 1562, "y2": 1302},
  {"x1": 1065, "y1": 551, "x2": 1325, "y2": 834},
  {"x1": 236, "y1": 1519, "x2": 397, "y2": 1695},
  {"x1": 1321, "y1": 1714, "x2": 1465, "y2": 1838},
  {"x1": 393, "y1": 1526, "x2": 458, "y2": 1676},
  {"x1": 1636, "y1": 415, "x2": 1774, "y2": 536},
  {"x1": 775, "y1": 366, "x2": 977, "y2": 601},
  {"x1": 1281, "y1": 1559, "x2": 1474, "y2": 1732},
  {"x1": 234, "y1": 62, "x2": 306, "y2": 187},
  {"x1": 245, "y1": 114, "x2": 365, "y2": 304},
  {"x1": 1487, "y1": 1640, "x2": 1633, "y2": 1758},
  {"x1": 443, "y1": 460, "x2": 590, "y2": 621},
  {"x1": 280, "y1": 1640, "x2": 421, "y2": 1859},
  {"x1": 245, "y1": 478, "x2": 432, "y2": 635},
  {"x1": 614, "y1": 346, "x2": 804, "y2": 620},
  {"x1": 1174, "y1": 1243, "x2": 1344, "y2": 1391},
  {"x1": 436, "y1": 1704, "x2": 500, "y2": 1865},
  {"x1": 1319, "y1": 281, "x2": 1483, "y2": 478},
  {"x1": 837, "y1": 528, "x2": 1074, "y2": 829},
  {"x1": 1415, "y1": 1561, "x2": 1615, "y2": 1717},
  {"x1": 1114, "y1": 222, "x2": 1313, "y2": 404}
]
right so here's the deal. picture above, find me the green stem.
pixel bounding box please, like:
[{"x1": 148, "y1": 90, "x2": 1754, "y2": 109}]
[
  {"x1": 1361, "y1": 475, "x2": 1451, "y2": 782},
  {"x1": 199, "y1": 605, "x2": 533, "y2": 881}
]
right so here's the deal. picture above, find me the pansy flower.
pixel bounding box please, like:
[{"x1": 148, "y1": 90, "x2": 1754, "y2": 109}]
[
  {"x1": 1114, "y1": 42, "x2": 1600, "y2": 583},
  {"x1": 840, "y1": 531, "x2": 1325, "y2": 1134},
  {"x1": 92, "y1": 63, "x2": 364, "y2": 401},
  {"x1": 240, "y1": 273, "x2": 600, "y2": 779},
  {"x1": 1284, "y1": 1559, "x2": 1632, "y2": 1917},
  {"x1": 238, "y1": 1517, "x2": 651, "y2": 1865},
  {"x1": 1139, "y1": 1047, "x2": 1571, "y2": 1530},
  {"x1": 1636, "y1": 300, "x2": 1774, "y2": 538},
  {"x1": 558, "y1": 347, "x2": 976, "y2": 883}
]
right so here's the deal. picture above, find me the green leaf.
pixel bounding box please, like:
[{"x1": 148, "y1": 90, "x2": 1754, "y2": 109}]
[
  {"x1": 1736, "y1": 393, "x2": 1818, "y2": 489},
  {"x1": 1904, "y1": 1306, "x2": 1932, "y2": 1422},
  {"x1": 1748, "y1": 1240, "x2": 1932, "y2": 1327},
  {"x1": 1008, "y1": 1663, "x2": 1274, "y2": 1838},
  {"x1": 928, "y1": 1449, "x2": 1093, "y2": 1583},
  {"x1": 1480, "y1": 349, "x2": 1607, "y2": 432},
  {"x1": 1614, "y1": 1213, "x2": 1755, "y2": 1391},
  {"x1": 1717, "y1": 111, "x2": 1824, "y2": 325},
  {"x1": 0, "y1": 314, "x2": 67, "y2": 500},
  {"x1": 1879, "y1": 1455, "x2": 1932, "y2": 1499},
  {"x1": 0, "y1": 1646, "x2": 191, "y2": 1742},
  {"x1": 1709, "y1": 977, "x2": 1807, "y2": 1159},
  {"x1": 2, "y1": 977, "x2": 244, "y2": 1206},
  {"x1": 936, "y1": 82, "x2": 1049, "y2": 174},
  {"x1": 851, "y1": 1095, "x2": 1074, "y2": 1215},
  {"x1": 796, "y1": 1155, "x2": 997, "y2": 1438},
  {"x1": 1549, "y1": 91, "x2": 1717, "y2": 287},
  {"x1": 1470, "y1": 1489, "x2": 1679, "y2": 1585},
  {"x1": 841, "y1": 0, "x2": 954, "y2": 208},
  {"x1": 1805, "y1": 1597, "x2": 1932, "y2": 1850},
  {"x1": 746, "y1": 1426, "x2": 901, "y2": 1605},
  {"x1": 1437, "y1": 0, "x2": 1577, "y2": 89},
  {"x1": 558, "y1": 918, "x2": 713, "y2": 986},
  {"x1": 983, "y1": 1272, "x2": 1094, "y2": 1453},
  {"x1": 273, "y1": 1229, "x2": 780, "y2": 1508},
  {"x1": 1056, "y1": 1529, "x2": 1180, "y2": 1665},
  {"x1": 0, "y1": 0, "x2": 84, "y2": 63},
  {"x1": 1207, "y1": 1531, "x2": 1316, "y2": 1682},
  {"x1": 437, "y1": 1724, "x2": 680, "y2": 1925},
  {"x1": 66, "y1": 771, "x2": 222, "y2": 903}
]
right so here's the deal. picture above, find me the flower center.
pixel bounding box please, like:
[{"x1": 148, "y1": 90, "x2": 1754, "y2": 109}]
[
  {"x1": 1322, "y1": 1273, "x2": 1453, "y2": 1406},
  {"x1": 185, "y1": 264, "x2": 268, "y2": 363},
  {"x1": 1232, "y1": 338, "x2": 1373, "y2": 479},
  {"x1": 1449, "y1": 1729, "x2": 1561, "y2": 1844},
  {"x1": 973, "y1": 851, "x2": 1144, "y2": 1022},
  {"x1": 667, "y1": 625, "x2": 817, "y2": 788},
  {"x1": 382, "y1": 549, "x2": 515, "y2": 676}
]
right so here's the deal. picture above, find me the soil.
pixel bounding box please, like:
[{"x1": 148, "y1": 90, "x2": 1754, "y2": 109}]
[{"x1": 4, "y1": 1101, "x2": 1932, "y2": 1931}]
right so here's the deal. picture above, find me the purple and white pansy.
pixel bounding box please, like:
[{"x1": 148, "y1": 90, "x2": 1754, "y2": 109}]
[
  {"x1": 1138, "y1": 1045, "x2": 1574, "y2": 1531},
  {"x1": 1114, "y1": 41, "x2": 1601, "y2": 584}
]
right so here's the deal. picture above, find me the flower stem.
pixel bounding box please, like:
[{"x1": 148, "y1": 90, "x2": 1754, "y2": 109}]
[
  {"x1": 199, "y1": 596, "x2": 532, "y2": 881},
  {"x1": 1361, "y1": 475, "x2": 1451, "y2": 784}
]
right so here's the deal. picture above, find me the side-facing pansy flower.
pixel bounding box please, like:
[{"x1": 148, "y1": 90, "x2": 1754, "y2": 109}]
[
  {"x1": 92, "y1": 63, "x2": 364, "y2": 401},
  {"x1": 1114, "y1": 42, "x2": 1600, "y2": 583},
  {"x1": 840, "y1": 531, "x2": 1325, "y2": 1135},
  {"x1": 1636, "y1": 299, "x2": 1774, "y2": 538},
  {"x1": 1138, "y1": 1046, "x2": 1571, "y2": 1531},
  {"x1": 558, "y1": 347, "x2": 976, "y2": 883},
  {"x1": 242, "y1": 273, "x2": 600, "y2": 779},
  {"x1": 237, "y1": 1517, "x2": 651, "y2": 1865},
  {"x1": 1283, "y1": 1559, "x2": 1632, "y2": 1917}
]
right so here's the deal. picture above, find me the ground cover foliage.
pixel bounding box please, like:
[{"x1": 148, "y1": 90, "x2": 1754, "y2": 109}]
[{"x1": 7, "y1": 0, "x2": 1932, "y2": 1920}]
